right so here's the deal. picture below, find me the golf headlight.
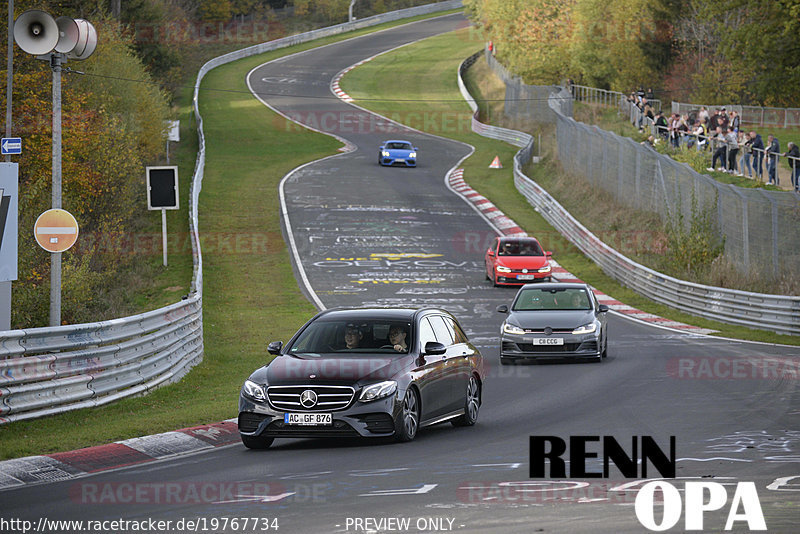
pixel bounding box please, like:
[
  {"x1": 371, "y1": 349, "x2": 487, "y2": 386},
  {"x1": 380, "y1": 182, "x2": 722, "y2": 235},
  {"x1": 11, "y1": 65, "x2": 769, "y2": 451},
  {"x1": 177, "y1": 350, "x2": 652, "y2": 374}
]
[
  {"x1": 496, "y1": 265, "x2": 512, "y2": 273},
  {"x1": 538, "y1": 265, "x2": 551, "y2": 273},
  {"x1": 359, "y1": 380, "x2": 397, "y2": 402},
  {"x1": 572, "y1": 323, "x2": 597, "y2": 335},
  {"x1": 502, "y1": 322, "x2": 525, "y2": 335},
  {"x1": 382, "y1": 151, "x2": 390, "y2": 157},
  {"x1": 243, "y1": 380, "x2": 266, "y2": 402},
  {"x1": 409, "y1": 152, "x2": 417, "y2": 158}
]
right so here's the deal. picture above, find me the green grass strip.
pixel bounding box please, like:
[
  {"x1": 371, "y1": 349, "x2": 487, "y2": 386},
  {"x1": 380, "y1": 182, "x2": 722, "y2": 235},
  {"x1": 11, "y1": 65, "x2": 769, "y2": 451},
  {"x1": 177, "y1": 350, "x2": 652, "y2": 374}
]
[
  {"x1": 339, "y1": 29, "x2": 800, "y2": 346},
  {"x1": 0, "y1": 9, "x2": 463, "y2": 461}
]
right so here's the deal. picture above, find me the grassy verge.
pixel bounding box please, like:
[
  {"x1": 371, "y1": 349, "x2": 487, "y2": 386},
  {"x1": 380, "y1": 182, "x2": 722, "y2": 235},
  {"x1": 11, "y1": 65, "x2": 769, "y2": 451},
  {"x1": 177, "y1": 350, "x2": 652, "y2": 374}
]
[
  {"x1": 0, "y1": 9, "x2": 463, "y2": 461},
  {"x1": 339, "y1": 30, "x2": 800, "y2": 346}
]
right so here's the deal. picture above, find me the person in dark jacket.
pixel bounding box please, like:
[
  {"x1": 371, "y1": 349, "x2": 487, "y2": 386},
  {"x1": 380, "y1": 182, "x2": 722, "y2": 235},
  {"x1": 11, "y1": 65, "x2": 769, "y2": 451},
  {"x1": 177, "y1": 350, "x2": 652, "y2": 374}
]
[
  {"x1": 750, "y1": 132, "x2": 764, "y2": 180},
  {"x1": 783, "y1": 142, "x2": 800, "y2": 191},
  {"x1": 765, "y1": 134, "x2": 780, "y2": 185},
  {"x1": 655, "y1": 111, "x2": 669, "y2": 139}
]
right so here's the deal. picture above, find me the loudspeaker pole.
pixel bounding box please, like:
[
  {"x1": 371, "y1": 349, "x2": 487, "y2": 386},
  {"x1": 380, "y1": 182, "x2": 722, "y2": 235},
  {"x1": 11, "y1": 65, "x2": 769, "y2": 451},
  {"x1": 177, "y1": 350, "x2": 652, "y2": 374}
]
[
  {"x1": 5, "y1": 0, "x2": 12, "y2": 156},
  {"x1": 50, "y1": 53, "x2": 63, "y2": 326},
  {"x1": 2, "y1": 0, "x2": 13, "y2": 331},
  {"x1": 13, "y1": 10, "x2": 96, "y2": 327}
]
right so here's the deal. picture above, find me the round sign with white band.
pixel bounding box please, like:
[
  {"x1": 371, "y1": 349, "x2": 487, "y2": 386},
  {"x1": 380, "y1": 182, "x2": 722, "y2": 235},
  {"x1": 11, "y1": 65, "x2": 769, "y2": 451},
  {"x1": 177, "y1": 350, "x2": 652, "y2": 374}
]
[{"x1": 34, "y1": 208, "x2": 79, "y2": 253}]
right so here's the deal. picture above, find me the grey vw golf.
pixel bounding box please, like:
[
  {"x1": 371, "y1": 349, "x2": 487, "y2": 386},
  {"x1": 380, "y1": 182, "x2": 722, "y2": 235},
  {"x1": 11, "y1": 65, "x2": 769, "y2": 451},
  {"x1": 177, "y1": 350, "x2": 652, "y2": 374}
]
[
  {"x1": 238, "y1": 308, "x2": 484, "y2": 449},
  {"x1": 497, "y1": 282, "x2": 609, "y2": 364}
]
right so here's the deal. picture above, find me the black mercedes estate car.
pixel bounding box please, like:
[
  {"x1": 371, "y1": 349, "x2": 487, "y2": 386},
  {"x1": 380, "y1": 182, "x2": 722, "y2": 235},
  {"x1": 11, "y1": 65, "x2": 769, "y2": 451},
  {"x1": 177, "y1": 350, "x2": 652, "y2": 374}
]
[{"x1": 238, "y1": 308, "x2": 484, "y2": 449}]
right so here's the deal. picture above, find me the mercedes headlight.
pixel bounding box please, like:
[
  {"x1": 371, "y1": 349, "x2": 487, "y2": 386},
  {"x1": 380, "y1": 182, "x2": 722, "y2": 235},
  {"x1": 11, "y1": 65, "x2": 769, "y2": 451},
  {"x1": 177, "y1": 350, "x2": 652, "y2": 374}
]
[
  {"x1": 538, "y1": 265, "x2": 551, "y2": 273},
  {"x1": 359, "y1": 380, "x2": 397, "y2": 402},
  {"x1": 502, "y1": 322, "x2": 525, "y2": 335},
  {"x1": 382, "y1": 151, "x2": 390, "y2": 157},
  {"x1": 572, "y1": 323, "x2": 597, "y2": 335},
  {"x1": 496, "y1": 265, "x2": 512, "y2": 273},
  {"x1": 243, "y1": 380, "x2": 266, "y2": 402}
]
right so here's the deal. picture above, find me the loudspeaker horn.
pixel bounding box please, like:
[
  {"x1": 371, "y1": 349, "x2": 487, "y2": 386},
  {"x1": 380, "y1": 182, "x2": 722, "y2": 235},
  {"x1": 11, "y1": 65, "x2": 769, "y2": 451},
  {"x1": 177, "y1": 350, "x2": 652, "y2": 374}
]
[
  {"x1": 13, "y1": 10, "x2": 59, "y2": 55},
  {"x1": 68, "y1": 19, "x2": 97, "y2": 60},
  {"x1": 54, "y1": 17, "x2": 79, "y2": 54}
]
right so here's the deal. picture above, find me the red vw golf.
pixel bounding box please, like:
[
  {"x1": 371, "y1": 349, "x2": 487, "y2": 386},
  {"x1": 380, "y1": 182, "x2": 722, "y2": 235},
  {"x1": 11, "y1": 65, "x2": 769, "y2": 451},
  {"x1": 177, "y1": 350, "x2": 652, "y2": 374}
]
[{"x1": 485, "y1": 236, "x2": 552, "y2": 286}]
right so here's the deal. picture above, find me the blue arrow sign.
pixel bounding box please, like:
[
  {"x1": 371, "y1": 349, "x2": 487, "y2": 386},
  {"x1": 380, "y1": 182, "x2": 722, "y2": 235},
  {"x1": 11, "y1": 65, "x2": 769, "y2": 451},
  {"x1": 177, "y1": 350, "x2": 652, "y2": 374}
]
[{"x1": 1, "y1": 138, "x2": 22, "y2": 155}]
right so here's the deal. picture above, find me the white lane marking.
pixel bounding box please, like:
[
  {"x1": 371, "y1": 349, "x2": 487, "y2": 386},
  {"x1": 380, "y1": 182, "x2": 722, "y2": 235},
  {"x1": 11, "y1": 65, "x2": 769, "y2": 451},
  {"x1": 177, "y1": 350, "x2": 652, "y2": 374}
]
[
  {"x1": 767, "y1": 476, "x2": 800, "y2": 491},
  {"x1": 360, "y1": 484, "x2": 437, "y2": 497},
  {"x1": 214, "y1": 492, "x2": 295, "y2": 504}
]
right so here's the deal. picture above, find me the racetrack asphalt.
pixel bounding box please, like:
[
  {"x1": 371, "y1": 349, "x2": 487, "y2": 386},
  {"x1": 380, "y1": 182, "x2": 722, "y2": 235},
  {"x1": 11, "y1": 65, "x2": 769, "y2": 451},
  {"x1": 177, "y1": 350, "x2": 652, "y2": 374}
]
[{"x1": 2, "y1": 13, "x2": 799, "y2": 534}]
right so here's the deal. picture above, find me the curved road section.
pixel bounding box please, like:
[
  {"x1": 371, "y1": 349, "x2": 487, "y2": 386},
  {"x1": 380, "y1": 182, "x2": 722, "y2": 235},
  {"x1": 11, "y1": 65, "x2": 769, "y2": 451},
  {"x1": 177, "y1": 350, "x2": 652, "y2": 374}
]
[{"x1": 2, "y1": 13, "x2": 799, "y2": 534}]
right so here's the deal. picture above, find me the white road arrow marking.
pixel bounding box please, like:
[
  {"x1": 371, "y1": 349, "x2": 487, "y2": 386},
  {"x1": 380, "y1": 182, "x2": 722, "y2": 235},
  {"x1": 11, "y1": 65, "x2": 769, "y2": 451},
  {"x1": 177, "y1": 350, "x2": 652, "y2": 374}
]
[{"x1": 360, "y1": 484, "x2": 437, "y2": 497}]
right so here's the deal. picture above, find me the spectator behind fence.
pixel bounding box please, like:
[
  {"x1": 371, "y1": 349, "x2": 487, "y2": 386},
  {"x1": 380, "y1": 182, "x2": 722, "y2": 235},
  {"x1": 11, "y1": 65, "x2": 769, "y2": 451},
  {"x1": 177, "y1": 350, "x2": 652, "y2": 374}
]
[
  {"x1": 669, "y1": 113, "x2": 681, "y2": 148},
  {"x1": 765, "y1": 134, "x2": 780, "y2": 185},
  {"x1": 708, "y1": 127, "x2": 728, "y2": 172},
  {"x1": 750, "y1": 131, "x2": 764, "y2": 180},
  {"x1": 726, "y1": 128, "x2": 740, "y2": 174},
  {"x1": 655, "y1": 111, "x2": 668, "y2": 139},
  {"x1": 783, "y1": 141, "x2": 800, "y2": 192},
  {"x1": 730, "y1": 110, "x2": 740, "y2": 133},
  {"x1": 698, "y1": 106, "x2": 709, "y2": 123},
  {"x1": 738, "y1": 131, "x2": 753, "y2": 178},
  {"x1": 693, "y1": 119, "x2": 708, "y2": 151},
  {"x1": 718, "y1": 107, "x2": 730, "y2": 131},
  {"x1": 709, "y1": 109, "x2": 721, "y2": 131}
]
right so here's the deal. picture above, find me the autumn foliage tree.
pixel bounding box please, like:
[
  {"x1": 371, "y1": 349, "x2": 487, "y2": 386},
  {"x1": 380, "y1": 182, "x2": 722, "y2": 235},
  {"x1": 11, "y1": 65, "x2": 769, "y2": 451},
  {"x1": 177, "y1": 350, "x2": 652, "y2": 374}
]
[{"x1": 1, "y1": 5, "x2": 170, "y2": 327}]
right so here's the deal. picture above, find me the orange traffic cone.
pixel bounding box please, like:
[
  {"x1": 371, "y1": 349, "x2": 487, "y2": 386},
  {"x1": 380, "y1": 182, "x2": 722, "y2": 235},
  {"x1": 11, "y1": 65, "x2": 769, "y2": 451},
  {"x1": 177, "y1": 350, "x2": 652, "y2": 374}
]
[{"x1": 489, "y1": 156, "x2": 503, "y2": 169}]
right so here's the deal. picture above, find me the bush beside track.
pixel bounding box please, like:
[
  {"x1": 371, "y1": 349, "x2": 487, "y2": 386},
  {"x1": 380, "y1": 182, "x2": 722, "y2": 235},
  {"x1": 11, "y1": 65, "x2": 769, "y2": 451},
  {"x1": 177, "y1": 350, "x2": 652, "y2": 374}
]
[{"x1": 338, "y1": 29, "x2": 800, "y2": 346}]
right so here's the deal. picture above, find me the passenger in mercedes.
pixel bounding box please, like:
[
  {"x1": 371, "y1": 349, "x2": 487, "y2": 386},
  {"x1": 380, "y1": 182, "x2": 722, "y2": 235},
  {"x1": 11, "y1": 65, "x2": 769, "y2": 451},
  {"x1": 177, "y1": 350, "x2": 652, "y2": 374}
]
[
  {"x1": 344, "y1": 325, "x2": 362, "y2": 349},
  {"x1": 388, "y1": 325, "x2": 408, "y2": 353}
]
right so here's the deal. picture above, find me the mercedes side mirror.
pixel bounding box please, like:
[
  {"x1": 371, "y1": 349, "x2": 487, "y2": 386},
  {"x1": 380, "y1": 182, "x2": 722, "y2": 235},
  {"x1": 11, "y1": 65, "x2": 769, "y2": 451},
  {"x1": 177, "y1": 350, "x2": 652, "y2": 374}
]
[
  {"x1": 496, "y1": 304, "x2": 509, "y2": 313},
  {"x1": 267, "y1": 341, "x2": 283, "y2": 355},
  {"x1": 598, "y1": 305, "x2": 609, "y2": 313},
  {"x1": 424, "y1": 341, "x2": 446, "y2": 356}
]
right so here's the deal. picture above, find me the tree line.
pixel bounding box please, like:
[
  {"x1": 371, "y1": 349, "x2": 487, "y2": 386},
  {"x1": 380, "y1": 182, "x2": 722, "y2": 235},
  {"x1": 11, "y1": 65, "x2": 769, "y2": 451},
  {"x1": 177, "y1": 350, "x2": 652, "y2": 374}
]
[{"x1": 464, "y1": 0, "x2": 798, "y2": 107}]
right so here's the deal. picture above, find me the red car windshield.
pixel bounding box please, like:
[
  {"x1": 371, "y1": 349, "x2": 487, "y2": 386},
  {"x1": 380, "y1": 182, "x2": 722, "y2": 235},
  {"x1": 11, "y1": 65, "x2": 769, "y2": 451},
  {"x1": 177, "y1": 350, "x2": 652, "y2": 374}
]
[{"x1": 498, "y1": 240, "x2": 543, "y2": 256}]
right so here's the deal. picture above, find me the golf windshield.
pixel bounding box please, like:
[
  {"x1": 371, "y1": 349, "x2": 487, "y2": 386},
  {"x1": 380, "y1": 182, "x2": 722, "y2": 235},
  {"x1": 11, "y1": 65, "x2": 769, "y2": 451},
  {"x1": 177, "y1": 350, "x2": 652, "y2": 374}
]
[{"x1": 513, "y1": 288, "x2": 592, "y2": 311}]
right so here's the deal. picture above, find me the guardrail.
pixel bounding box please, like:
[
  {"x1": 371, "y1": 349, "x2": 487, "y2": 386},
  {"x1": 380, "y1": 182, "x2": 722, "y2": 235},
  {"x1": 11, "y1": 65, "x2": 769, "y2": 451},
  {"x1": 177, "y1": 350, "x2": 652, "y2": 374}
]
[
  {"x1": 0, "y1": 1, "x2": 464, "y2": 424},
  {"x1": 458, "y1": 54, "x2": 800, "y2": 336}
]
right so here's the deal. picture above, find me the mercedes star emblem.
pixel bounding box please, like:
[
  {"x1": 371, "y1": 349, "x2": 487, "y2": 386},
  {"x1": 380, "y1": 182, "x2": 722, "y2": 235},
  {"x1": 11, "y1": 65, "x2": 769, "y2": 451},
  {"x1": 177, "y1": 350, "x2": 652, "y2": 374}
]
[{"x1": 300, "y1": 389, "x2": 318, "y2": 408}]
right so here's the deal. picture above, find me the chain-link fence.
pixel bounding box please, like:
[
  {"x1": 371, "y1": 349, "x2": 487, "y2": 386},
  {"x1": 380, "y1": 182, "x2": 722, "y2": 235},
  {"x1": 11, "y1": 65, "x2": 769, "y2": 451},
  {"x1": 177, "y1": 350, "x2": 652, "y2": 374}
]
[
  {"x1": 554, "y1": 117, "x2": 800, "y2": 276},
  {"x1": 458, "y1": 55, "x2": 800, "y2": 334},
  {"x1": 483, "y1": 53, "x2": 800, "y2": 278},
  {"x1": 485, "y1": 51, "x2": 572, "y2": 123},
  {"x1": 672, "y1": 102, "x2": 800, "y2": 129},
  {"x1": 572, "y1": 84, "x2": 662, "y2": 113}
]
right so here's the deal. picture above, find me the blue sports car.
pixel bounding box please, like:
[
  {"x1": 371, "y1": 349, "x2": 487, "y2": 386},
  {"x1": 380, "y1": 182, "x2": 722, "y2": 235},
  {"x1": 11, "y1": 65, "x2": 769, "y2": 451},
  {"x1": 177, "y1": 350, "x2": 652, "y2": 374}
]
[{"x1": 378, "y1": 140, "x2": 418, "y2": 167}]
